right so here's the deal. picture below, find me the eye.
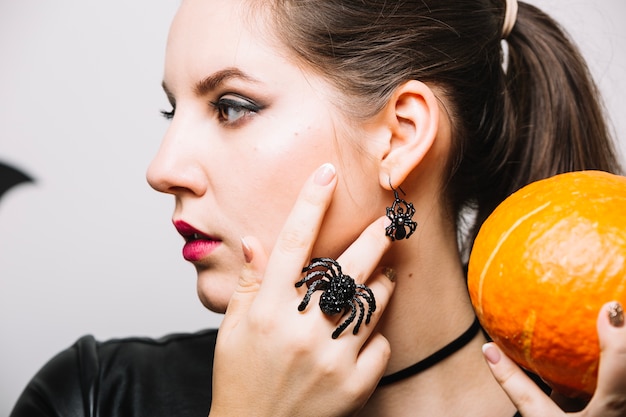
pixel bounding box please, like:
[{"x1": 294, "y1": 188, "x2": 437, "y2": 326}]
[
  {"x1": 160, "y1": 107, "x2": 175, "y2": 120},
  {"x1": 210, "y1": 94, "x2": 263, "y2": 126}
]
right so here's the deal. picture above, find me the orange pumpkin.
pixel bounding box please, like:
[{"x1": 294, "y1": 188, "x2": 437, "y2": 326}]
[{"x1": 468, "y1": 170, "x2": 626, "y2": 397}]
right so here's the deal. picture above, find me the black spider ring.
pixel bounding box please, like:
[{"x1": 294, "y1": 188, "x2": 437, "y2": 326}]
[{"x1": 295, "y1": 257, "x2": 376, "y2": 339}]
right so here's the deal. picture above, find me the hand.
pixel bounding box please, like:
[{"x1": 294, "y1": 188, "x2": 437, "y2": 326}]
[
  {"x1": 209, "y1": 163, "x2": 396, "y2": 417},
  {"x1": 483, "y1": 301, "x2": 626, "y2": 416}
]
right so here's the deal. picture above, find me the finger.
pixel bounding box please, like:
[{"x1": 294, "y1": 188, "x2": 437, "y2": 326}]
[
  {"x1": 585, "y1": 301, "x2": 626, "y2": 416},
  {"x1": 337, "y1": 216, "x2": 392, "y2": 285},
  {"x1": 297, "y1": 217, "x2": 395, "y2": 339},
  {"x1": 221, "y1": 236, "x2": 269, "y2": 333},
  {"x1": 352, "y1": 332, "x2": 392, "y2": 401},
  {"x1": 349, "y1": 265, "x2": 396, "y2": 337},
  {"x1": 263, "y1": 163, "x2": 337, "y2": 291},
  {"x1": 482, "y1": 342, "x2": 562, "y2": 416}
]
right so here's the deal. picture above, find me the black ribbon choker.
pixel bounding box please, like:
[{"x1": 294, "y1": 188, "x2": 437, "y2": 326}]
[{"x1": 377, "y1": 317, "x2": 481, "y2": 387}]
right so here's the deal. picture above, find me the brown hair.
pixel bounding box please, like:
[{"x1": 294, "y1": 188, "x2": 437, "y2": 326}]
[{"x1": 261, "y1": 0, "x2": 622, "y2": 254}]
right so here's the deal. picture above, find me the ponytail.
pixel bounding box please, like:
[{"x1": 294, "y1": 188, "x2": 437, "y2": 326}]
[{"x1": 459, "y1": 2, "x2": 622, "y2": 254}]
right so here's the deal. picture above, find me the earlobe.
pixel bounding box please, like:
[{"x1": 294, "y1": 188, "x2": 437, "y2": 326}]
[{"x1": 378, "y1": 80, "x2": 440, "y2": 188}]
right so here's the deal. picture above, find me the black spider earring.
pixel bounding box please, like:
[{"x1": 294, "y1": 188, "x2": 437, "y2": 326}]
[{"x1": 385, "y1": 181, "x2": 417, "y2": 241}]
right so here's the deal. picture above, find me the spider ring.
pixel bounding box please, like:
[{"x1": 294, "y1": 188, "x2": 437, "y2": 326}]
[{"x1": 295, "y1": 257, "x2": 376, "y2": 339}]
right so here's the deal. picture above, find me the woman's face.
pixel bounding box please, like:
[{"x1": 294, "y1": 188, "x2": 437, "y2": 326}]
[{"x1": 147, "y1": 0, "x2": 386, "y2": 313}]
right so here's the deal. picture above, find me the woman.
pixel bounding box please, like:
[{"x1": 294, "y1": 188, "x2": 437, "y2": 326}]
[{"x1": 11, "y1": 0, "x2": 626, "y2": 416}]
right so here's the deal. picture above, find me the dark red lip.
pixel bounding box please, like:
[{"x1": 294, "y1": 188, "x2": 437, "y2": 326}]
[
  {"x1": 173, "y1": 220, "x2": 222, "y2": 262},
  {"x1": 173, "y1": 220, "x2": 216, "y2": 240}
]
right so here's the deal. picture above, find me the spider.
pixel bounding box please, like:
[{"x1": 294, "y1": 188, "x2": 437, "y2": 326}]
[
  {"x1": 385, "y1": 190, "x2": 417, "y2": 241},
  {"x1": 295, "y1": 257, "x2": 376, "y2": 339}
]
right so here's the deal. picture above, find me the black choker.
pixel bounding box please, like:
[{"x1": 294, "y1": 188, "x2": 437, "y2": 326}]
[{"x1": 377, "y1": 317, "x2": 481, "y2": 387}]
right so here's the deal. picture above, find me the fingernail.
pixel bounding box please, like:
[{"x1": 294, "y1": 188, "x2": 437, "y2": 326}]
[
  {"x1": 482, "y1": 343, "x2": 501, "y2": 365},
  {"x1": 608, "y1": 302, "x2": 624, "y2": 327},
  {"x1": 241, "y1": 238, "x2": 253, "y2": 263},
  {"x1": 314, "y1": 163, "x2": 336, "y2": 186},
  {"x1": 382, "y1": 267, "x2": 397, "y2": 282}
]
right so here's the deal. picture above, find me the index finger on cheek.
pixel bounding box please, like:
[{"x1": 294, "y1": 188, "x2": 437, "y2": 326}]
[{"x1": 262, "y1": 163, "x2": 337, "y2": 291}]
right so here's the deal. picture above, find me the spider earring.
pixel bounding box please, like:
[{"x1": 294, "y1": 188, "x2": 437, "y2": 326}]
[{"x1": 385, "y1": 180, "x2": 417, "y2": 241}]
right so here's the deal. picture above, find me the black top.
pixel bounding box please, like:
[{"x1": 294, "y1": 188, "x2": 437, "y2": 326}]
[
  {"x1": 10, "y1": 329, "x2": 525, "y2": 417},
  {"x1": 10, "y1": 330, "x2": 216, "y2": 417}
]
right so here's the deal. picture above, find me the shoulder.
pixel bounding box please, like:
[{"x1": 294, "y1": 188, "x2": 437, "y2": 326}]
[
  {"x1": 97, "y1": 328, "x2": 219, "y2": 365},
  {"x1": 10, "y1": 329, "x2": 218, "y2": 417},
  {"x1": 95, "y1": 328, "x2": 219, "y2": 386}
]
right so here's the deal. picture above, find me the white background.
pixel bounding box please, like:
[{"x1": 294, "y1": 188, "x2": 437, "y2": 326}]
[{"x1": 1, "y1": 1, "x2": 625, "y2": 414}]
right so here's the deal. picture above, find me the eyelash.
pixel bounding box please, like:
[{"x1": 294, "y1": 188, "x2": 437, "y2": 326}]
[
  {"x1": 160, "y1": 108, "x2": 175, "y2": 120},
  {"x1": 160, "y1": 94, "x2": 263, "y2": 126}
]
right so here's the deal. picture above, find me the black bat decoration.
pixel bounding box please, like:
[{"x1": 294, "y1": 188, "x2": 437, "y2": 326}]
[{"x1": 0, "y1": 161, "x2": 34, "y2": 202}]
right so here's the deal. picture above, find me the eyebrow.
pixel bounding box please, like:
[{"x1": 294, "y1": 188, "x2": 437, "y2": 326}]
[{"x1": 161, "y1": 68, "x2": 261, "y2": 98}]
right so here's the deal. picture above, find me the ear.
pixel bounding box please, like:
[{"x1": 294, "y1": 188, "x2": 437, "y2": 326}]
[{"x1": 378, "y1": 80, "x2": 439, "y2": 189}]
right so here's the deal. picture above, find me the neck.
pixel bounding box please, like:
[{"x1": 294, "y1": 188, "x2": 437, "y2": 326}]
[
  {"x1": 378, "y1": 210, "x2": 475, "y2": 372},
  {"x1": 360, "y1": 204, "x2": 515, "y2": 417}
]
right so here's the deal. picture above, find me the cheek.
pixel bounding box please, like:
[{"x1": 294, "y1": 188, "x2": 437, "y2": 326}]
[
  {"x1": 218, "y1": 123, "x2": 335, "y2": 243},
  {"x1": 313, "y1": 168, "x2": 384, "y2": 258}
]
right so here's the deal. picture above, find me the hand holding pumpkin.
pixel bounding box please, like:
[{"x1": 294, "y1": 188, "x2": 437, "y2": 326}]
[
  {"x1": 468, "y1": 170, "x2": 626, "y2": 414},
  {"x1": 483, "y1": 301, "x2": 626, "y2": 416}
]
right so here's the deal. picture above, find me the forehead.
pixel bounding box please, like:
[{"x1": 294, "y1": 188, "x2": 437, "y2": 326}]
[
  {"x1": 171, "y1": 0, "x2": 253, "y2": 38},
  {"x1": 165, "y1": 0, "x2": 280, "y2": 81}
]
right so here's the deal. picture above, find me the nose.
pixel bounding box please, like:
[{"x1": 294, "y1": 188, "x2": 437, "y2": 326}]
[{"x1": 146, "y1": 119, "x2": 209, "y2": 197}]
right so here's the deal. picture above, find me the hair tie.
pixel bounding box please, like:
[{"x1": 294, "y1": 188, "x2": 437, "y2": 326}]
[{"x1": 502, "y1": 0, "x2": 518, "y2": 38}]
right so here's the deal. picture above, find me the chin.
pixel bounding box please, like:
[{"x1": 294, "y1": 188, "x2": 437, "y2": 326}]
[
  {"x1": 197, "y1": 291, "x2": 229, "y2": 314},
  {"x1": 195, "y1": 271, "x2": 237, "y2": 314},
  {"x1": 198, "y1": 295, "x2": 228, "y2": 314}
]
